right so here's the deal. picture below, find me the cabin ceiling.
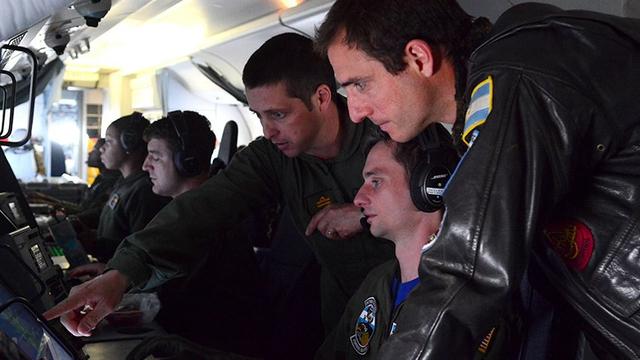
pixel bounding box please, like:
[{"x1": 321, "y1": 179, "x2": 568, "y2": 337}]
[{"x1": 1, "y1": 0, "x2": 638, "y2": 94}]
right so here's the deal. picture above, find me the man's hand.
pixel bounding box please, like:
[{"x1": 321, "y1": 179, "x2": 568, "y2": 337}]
[
  {"x1": 43, "y1": 270, "x2": 129, "y2": 337},
  {"x1": 305, "y1": 203, "x2": 363, "y2": 240},
  {"x1": 67, "y1": 262, "x2": 107, "y2": 279}
]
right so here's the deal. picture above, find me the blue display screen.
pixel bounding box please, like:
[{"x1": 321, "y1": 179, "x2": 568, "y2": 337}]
[{"x1": 0, "y1": 284, "x2": 73, "y2": 360}]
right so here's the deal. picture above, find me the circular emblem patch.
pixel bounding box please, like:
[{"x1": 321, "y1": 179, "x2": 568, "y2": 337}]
[{"x1": 350, "y1": 296, "x2": 377, "y2": 355}]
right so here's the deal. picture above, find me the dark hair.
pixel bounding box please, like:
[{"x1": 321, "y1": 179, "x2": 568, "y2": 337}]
[
  {"x1": 242, "y1": 32, "x2": 337, "y2": 110},
  {"x1": 317, "y1": 0, "x2": 475, "y2": 74},
  {"x1": 143, "y1": 111, "x2": 216, "y2": 175},
  {"x1": 108, "y1": 112, "x2": 150, "y2": 155},
  {"x1": 364, "y1": 131, "x2": 423, "y2": 179},
  {"x1": 316, "y1": 0, "x2": 491, "y2": 147}
]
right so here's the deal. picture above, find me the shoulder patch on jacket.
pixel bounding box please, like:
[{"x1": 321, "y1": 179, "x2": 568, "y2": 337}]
[
  {"x1": 350, "y1": 297, "x2": 377, "y2": 355},
  {"x1": 463, "y1": 76, "x2": 493, "y2": 146}
]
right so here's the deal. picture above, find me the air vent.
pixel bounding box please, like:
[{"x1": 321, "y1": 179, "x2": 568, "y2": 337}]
[{"x1": 0, "y1": 31, "x2": 26, "y2": 70}]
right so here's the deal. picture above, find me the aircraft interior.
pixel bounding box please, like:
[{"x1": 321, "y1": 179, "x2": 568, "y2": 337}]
[{"x1": 0, "y1": 0, "x2": 638, "y2": 359}]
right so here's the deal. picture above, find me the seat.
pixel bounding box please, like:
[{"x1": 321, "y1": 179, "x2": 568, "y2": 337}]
[{"x1": 209, "y1": 120, "x2": 238, "y2": 176}]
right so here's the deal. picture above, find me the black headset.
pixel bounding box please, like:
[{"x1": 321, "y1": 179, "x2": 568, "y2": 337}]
[
  {"x1": 168, "y1": 110, "x2": 200, "y2": 177},
  {"x1": 119, "y1": 112, "x2": 146, "y2": 154},
  {"x1": 409, "y1": 123, "x2": 460, "y2": 213}
]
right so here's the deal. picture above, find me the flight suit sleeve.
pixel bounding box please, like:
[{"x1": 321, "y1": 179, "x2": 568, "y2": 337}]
[
  {"x1": 107, "y1": 139, "x2": 282, "y2": 289},
  {"x1": 378, "y1": 70, "x2": 602, "y2": 359}
]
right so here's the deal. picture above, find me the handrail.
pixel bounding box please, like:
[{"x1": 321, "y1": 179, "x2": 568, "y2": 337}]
[
  {"x1": 0, "y1": 45, "x2": 38, "y2": 147},
  {"x1": 0, "y1": 69, "x2": 16, "y2": 139}
]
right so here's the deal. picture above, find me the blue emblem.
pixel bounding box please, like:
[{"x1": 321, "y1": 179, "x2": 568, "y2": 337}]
[
  {"x1": 463, "y1": 76, "x2": 493, "y2": 146},
  {"x1": 350, "y1": 296, "x2": 377, "y2": 355}
]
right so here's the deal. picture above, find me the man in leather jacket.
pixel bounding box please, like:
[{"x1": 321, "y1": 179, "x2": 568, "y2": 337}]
[{"x1": 317, "y1": 0, "x2": 640, "y2": 359}]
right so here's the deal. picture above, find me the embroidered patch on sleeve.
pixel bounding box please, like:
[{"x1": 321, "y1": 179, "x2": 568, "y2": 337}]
[
  {"x1": 350, "y1": 297, "x2": 377, "y2": 355},
  {"x1": 544, "y1": 219, "x2": 595, "y2": 271},
  {"x1": 463, "y1": 76, "x2": 493, "y2": 146}
]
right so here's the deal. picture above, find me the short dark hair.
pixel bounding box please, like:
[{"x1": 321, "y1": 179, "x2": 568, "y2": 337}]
[
  {"x1": 242, "y1": 32, "x2": 337, "y2": 110},
  {"x1": 365, "y1": 125, "x2": 458, "y2": 179},
  {"x1": 365, "y1": 133, "x2": 423, "y2": 180},
  {"x1": 315, "y1": 0, "x2": 474, "y2": 75},
  {"x1": 143, "y1": 111, "x2": 216, "y2": 175}
]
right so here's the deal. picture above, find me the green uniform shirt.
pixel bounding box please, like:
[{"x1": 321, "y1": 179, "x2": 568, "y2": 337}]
[
  {"x1": 108, "y1": 103, "x2": 395, "y2": 331},
  {"x1": 96, "y1": 170, "x2": 170, "y2": 262},
  {"x1": 316, "y1": 259, "x2": 398, "y2": 360}
]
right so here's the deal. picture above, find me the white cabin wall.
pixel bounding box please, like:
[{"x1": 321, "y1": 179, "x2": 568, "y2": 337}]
[{"x1": 162, "y1": 68, "x2": 260, "y2": 156}]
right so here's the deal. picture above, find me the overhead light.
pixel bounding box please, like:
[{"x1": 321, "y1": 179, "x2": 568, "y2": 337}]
[
  {"x1": 281, "y1": 0, "x2": 302, "y2": 9},
  {"x1": 68, "y1": 47, "x2": 79, "y2": 59},
  {"x1": 78, "y1": 38, "x2": 90, "y2": 54}
]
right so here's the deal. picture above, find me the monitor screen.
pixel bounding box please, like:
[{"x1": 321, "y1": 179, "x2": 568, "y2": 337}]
[
  {"x1": 47, "y1": 220, "x2": 89, "y2": 268},
  {"x1": 0, "y1": 296, "x2": 74, "y2": 360}
]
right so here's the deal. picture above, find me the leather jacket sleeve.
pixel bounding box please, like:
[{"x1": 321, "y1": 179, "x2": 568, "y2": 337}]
[{"x1": 378, "y1": 67, "x2": 605, "y2": 358}]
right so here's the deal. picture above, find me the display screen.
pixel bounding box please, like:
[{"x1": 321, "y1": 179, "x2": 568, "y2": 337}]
[
  {"x1": 0, "y1": 300, "x2": 74, "y2": 360},
  {"x1": 48, "y1": 220, "x2": 89, "y2": 268},
  {"x1": 0, "y1": 281, "x2": 74, "y2": 360}
]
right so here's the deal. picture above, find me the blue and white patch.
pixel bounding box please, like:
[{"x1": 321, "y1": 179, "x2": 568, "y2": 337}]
[
  {"x1": 350, "y1": 297, "x2": 377, "y2": 355},
  {"x1": 463, "y1": 76, "x2": 493, "y2": 146}
]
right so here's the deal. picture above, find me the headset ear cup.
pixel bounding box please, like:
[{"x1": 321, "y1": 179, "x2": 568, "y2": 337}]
[
  {"x1": 410, "y1": 159, "x2": 451, "y2": 213},
  {"x1": 173, "y1": 149, "x2": 199, "y2": 177},
  {"x1": 120, "y1": 128, "x2": 140, "y2": 154},
  {"x1": 410, "y1": 159, "x2": 434, "y2": 212}
]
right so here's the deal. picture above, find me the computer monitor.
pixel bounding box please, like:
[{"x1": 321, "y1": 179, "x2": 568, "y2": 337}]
[
  {"x1": 0, "y1": 288, "x2": 75, "y2": 360},
  {"x1": 47, "y1": 220, "x2": 90, "y2": 269},
  {"x1": 0, "y1": 227, "x2": 66, "y2": 312}
]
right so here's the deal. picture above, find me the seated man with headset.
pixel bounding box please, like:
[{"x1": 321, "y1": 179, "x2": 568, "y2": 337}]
[
  {"x1": 140, "y1": 110, "x2": 267, "y2": 357},
  {"x1": 316, "y1": 125, "x2": 504, "y2": 359},
  {"x1": 73, "y1": 111, "x2": 267, "y2": 357}
]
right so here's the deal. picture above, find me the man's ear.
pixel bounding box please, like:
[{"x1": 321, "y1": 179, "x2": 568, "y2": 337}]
[
  {"x1": 314, "y1": 84, "x2": 333, "y2": 112},
  {"x1": 404, "y1": 39, "x2": 439, "y2": 78}
]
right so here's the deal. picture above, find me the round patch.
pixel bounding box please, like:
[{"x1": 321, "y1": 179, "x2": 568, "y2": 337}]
[
  {"x1": 543, "y1": 219, "x2": 594, "y2": 271},
  {"x1": 349, "y1": 297, "x2": 377, "y2": 355}
]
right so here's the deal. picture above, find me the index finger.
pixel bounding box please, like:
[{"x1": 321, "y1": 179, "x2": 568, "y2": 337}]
[
  {"x1": 43, "y1": 294, "x2": 87, "y2": 320},
  {"x1": 305, "y1": 208, "x2": 327, "y2": 236}
]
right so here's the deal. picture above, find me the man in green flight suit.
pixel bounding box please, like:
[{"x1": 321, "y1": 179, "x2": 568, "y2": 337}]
[{"x1": 44, "y1": 33, "x2": 394, "y2": 344}]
